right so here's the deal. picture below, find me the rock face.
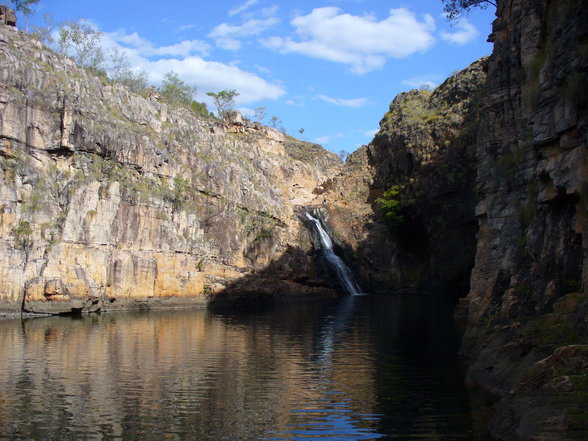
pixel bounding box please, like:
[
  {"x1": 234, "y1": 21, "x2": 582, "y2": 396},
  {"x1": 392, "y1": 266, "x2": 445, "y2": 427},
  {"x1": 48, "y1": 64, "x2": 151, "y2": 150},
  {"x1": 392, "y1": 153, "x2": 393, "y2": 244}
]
[
  {"x1": 1, "y1": 2, "x2": 586, "y2": 436},
  {"x1": 0, "y1": 24, "x2": 341, "y2": 314},
  {"x1": 321, "y1": 59, "x2": 486, "y2": 295},
  {"x1": 460, "y1": 0, "x2": 588, "y2": 439},
  {"x1": 319, "y1": 0, "x2": 587, "y2": 436},
  {"x1": 0, "y1": 6, "x2": 16, "y2": 27}
]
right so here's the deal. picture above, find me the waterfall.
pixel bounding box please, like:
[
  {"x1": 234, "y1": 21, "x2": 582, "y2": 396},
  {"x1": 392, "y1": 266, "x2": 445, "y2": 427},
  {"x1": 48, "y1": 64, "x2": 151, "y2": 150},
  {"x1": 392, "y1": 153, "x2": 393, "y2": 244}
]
[{"x1": 305, "y1": 212, "x2": 362, "y2": 296}]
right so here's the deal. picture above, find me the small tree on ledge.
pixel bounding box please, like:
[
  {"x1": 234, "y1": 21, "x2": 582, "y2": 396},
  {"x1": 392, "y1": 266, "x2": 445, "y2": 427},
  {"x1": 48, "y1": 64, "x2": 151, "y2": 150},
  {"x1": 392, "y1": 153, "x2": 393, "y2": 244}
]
[
  {"x1": 207, "y1": 89, "x2": 239, "y2": 119},
  {"x1": 57, "y1": 20, "x2": 105, "y2": 71},
  {"x1": 11, "y1": 0, "x2": 39, "y2": 15},
  {"x1": 160, "y1": 71, "x2": 196, "y2": 106},
  {"x1": 376, "y1": 185, "x2": 404, "y2": 231},
  {"x1": 442, "y1": 0, "x2": 497, "y2": 20}
]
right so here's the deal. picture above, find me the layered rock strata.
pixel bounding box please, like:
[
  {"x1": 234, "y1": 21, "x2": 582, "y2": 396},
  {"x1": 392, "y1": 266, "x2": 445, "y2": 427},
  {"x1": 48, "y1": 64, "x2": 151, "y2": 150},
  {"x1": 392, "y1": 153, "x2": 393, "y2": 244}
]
[
  {"x1": 0, "y1": 24, "x2": 341, "y2": 314},
  {"x1": 321, "y1": 59, "x2": 486, "y2": 295},
  {"x1": 460, "y1": 0, "x2": 588, "y2": 439}
]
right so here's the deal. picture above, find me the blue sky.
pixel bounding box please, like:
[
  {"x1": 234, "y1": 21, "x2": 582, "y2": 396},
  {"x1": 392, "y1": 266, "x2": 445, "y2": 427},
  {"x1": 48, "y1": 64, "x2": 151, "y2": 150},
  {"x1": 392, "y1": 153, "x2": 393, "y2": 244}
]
[{"x1": 25, "y1": 0, "x2": 496, "y2": 154}]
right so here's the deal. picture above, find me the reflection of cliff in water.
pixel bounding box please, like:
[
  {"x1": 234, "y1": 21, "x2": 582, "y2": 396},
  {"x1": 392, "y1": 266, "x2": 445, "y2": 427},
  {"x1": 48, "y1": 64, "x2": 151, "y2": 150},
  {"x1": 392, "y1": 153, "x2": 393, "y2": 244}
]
[
  {"x1": 0, "y1": 302, "x2": 377, "y2": 440},
  {"x1": 0, "y1": 294, "x2": 482, "y2": 440}
]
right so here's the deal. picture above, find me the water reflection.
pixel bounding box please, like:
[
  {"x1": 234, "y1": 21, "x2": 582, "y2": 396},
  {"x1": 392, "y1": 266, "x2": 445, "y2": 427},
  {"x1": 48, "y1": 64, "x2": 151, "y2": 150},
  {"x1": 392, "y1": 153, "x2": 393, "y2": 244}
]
[
  {"x1": 0, "y1": 294, "x2": 480, "y2": 440},
  {"x1": 266, "y1": 295, "x2": 384, "y2": 440}
]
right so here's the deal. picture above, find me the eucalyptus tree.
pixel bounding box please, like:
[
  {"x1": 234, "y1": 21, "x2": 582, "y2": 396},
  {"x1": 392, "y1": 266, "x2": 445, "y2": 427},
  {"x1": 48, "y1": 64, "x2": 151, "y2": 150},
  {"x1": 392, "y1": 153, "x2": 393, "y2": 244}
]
[
  {"x1": 57, "y1": 20, "x2": 105, "y2": 71},
  {"x1": 6, "y1": 0, "x2": 40, "y2": 29},
  {"x1": 160, "y1": 71, "x2": 196, "y2": 106},
  {"x1": 442, "y1": 0, "x2": 497, "y2": 20},
  {"x1": 254, "y1": 106, "x2": 267, "y2": 124},
  {"x1": 207, "y1": 90, "x2": 239, "y2": 119},
  {"x1": 108, "y1": 47, "x2": 149, "y2": 93}
]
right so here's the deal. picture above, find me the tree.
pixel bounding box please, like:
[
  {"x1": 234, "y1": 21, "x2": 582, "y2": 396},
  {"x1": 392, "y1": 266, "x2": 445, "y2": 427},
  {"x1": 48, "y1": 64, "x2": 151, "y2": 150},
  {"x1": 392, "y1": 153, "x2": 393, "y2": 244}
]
[
  {"x1": 441, "y1": 0, "x2": 497, "y2": 20},
  {"x1": 191, "y1": 101, "x2": 214, "y2": 118},
  {"x1": 254, "y1": 106, "x2": 267, "y2": 124},
  {"x1": 9, "y1": 0, "x2": 39, "y2": 16},
  {"x1": 108, "y1": 47, "x2": 149, "y2": 93},
  {"x1": 269, "y1": 115, "x2": 281, "y2": 129},
  {"x1": 57, "y1": 20, "x2": 105, "y2": 71},
  {"x1": 376, "y1": 185, "x2": 404, "y2": 231},
  {"x1": 207, "y1": 90, "x2": 239, "y2": 119},
  {"x1": 116, "y1": 69, "x2": 149, "y2": 94},
  {"x1": 159, "y1": 71, "x2": 196, "y2": 106},
  {"x1": 31, "y1": 13, "x2": 54, "y2": 45},
  {"x1": 8, "y1": 0, "x2": 39, "y2": 29}
]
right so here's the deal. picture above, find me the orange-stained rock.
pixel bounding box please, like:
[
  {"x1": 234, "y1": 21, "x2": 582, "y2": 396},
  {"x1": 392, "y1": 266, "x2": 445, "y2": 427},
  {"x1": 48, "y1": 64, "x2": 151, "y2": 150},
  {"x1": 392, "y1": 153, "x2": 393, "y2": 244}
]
[{"x1": 0, "y1": 25, "x2": 341, "y2": 314}]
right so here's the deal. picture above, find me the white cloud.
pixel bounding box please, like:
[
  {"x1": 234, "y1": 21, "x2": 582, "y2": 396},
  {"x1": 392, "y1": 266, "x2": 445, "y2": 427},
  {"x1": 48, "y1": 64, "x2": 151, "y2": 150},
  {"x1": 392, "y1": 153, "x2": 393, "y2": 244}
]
[
  {"x1": 262, "y1": 7, "x2": 436, "y2": 74},
  {"x1": 317, "y1": 94, "x2": 368, "y2": 107},
  {"x1": 229, "y1": 0, "x2": 258, "y2": 17},
  {"x1": 254, "y1": 64, "x2": 271, "y2": 74},
  {"x1": 147, "y1": 57, "x2": 285, "y2": 104},
  {"x1": 364, "y1": 129, "x2": 378, "y2": 138},
  {"x1": 313, "y1": 133, "x2": 346, "y2": 146},
  {"x1": 237, "y1": 107, "x2": 256, "y2": 118},
  {"x1": 209, "y1": 17, "x2": 279, "y2": 50},
  {"x1": 175, "y1": 24, "x2": 197, "y2": 33},
  {"x1": 440, "y1": 19, "x2": 478, "y2": 45},
  {"x1": 111, "y1": 31, "x2": 211, "y2": 57},
  {"x1": 401, "y1": 74, "x2": 442, "y2": 90},
  {"x1": 285, "y1": 96, "x2": 305, "y2": 106},
  {"x1": 314, "y1": 135, "x2": 330, "y2": 145},
  {"x1": 101, "y1": 30, "x2": 285, "y2": 104}
]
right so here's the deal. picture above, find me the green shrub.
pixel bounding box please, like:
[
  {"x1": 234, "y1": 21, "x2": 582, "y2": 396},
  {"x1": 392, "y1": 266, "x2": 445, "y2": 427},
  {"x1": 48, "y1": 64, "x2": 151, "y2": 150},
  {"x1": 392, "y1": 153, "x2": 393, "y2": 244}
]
[
  {"x1": 376, "y1": 185, "x2": 404, "y2": 231},
  {"x1": 12, "y1": 220, "x2": 33, "y2": 250},
  {"x1": 160, "y1": 71, "x2": 196, "y2": 106},
  {"x1": 518, "y1": 314, "x2": 581, "y2": 348},
  {"x1": 166, "y1": 176, "x2": 190, "y2": 212},
  {"x1": 568, "y1": 373, "x2": 588, "y2": 433},
  {"x1": 419, "y1": 109, "x2": 441, "y2": 123},
  {"x1": 191, "y1": 101, "x2": 214, "y2": 118},
  {"x1": 207, "y1": 89, "x2": 239, "y2": 119}
]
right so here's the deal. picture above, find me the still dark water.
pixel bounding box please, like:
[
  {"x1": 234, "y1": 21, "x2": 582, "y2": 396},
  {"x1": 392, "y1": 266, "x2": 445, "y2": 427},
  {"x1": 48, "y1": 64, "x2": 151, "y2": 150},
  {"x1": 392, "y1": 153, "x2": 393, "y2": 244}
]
[{"x1": 0, "y1": 294, "x2": 488, "y2": 440}]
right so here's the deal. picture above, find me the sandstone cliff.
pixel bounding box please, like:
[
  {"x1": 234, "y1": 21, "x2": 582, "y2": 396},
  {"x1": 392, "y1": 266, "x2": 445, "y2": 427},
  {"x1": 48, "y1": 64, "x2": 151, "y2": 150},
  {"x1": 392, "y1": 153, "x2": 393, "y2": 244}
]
[
  {"x1": 460, "y1": 0, "x2": 588, "y2": 439},
  {"x1": 0, "y1": 24, "x2": 341, "y2": 314},
  {"x1": 2, "y1": 2, "x2": 587, "y2": 437},
  {"x1": 321, "y1": 58, "x2": 486, "y2": 295}
]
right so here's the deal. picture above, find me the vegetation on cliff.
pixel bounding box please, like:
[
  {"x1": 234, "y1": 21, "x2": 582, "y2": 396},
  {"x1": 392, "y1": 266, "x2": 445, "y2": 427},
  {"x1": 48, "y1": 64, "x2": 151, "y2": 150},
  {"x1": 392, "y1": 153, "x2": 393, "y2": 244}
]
[
  {"x1": 441, "y1": 0, "x2": 496, "y2": 20},
  {"x1": 360, "y1": 58, "x2": 485, "y2": 293},
  {"x1": 375, "y1": 186, "x2": 403, "y2": 231},
  {"x1": 0, "y1": 1, "x2": 586, "y2": 439},
  {"x1": 0, "y1": 22, "x2": 341, "y2": 314},
  {"x1": 457, "y1": 0, "x2": 588, "y2": 439}
]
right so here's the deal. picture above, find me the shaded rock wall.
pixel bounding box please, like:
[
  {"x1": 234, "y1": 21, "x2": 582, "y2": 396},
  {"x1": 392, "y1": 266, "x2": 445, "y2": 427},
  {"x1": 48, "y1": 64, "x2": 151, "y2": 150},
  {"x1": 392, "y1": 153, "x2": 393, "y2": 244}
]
[
  {"x1": 321, "y1": 59, "x2": 486, "y2": 295},
  {"x1": 319, "y1": 1, "x2": 588, "y2": 434},
  {"x1": 0, "y1": 24, "x2": 341, "y2": 314},
  {"x1": 460, "y1": 0, "x2": 588, "y2": 439}
]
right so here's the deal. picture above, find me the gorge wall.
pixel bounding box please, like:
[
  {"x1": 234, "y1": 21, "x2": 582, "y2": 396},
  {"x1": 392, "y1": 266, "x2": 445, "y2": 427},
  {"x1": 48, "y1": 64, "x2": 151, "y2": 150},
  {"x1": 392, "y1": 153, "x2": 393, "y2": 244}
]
[
  {"x1": 0, "y1": 24, "x2": 341, "y2": 314},
  {"x1": 321, "y1": 0, "x2": 588, "y2": 438},
  {"x1": 1, "y1": 2, "x2": 587, "y2": 438},
  {"x1": 321, "y1": 58, "x2": 486, "y2": 296},
  {"x1": 459, "y1": 0, "x2": 588, "y2": 439}
]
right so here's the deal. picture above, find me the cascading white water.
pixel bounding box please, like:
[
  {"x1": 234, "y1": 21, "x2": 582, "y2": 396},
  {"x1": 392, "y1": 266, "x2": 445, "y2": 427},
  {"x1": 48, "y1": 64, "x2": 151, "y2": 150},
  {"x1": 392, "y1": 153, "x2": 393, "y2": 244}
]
[{"x1": 305, "y1": 212, "x2": 362, "y2": 296}]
